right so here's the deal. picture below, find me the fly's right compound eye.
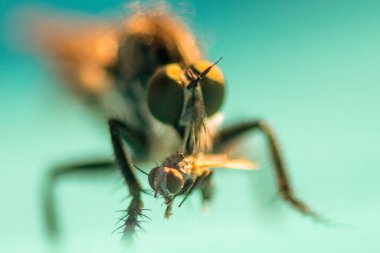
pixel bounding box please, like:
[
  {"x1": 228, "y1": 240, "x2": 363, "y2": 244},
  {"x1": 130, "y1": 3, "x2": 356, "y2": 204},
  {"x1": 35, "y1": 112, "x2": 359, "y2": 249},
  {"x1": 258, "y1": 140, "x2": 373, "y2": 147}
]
[
  {"x1": 147, "y1": 64, "x2": 185, "y2": 125},
  {"x1": 190, "y1": 60, "x2": 225, "y2": 117}
]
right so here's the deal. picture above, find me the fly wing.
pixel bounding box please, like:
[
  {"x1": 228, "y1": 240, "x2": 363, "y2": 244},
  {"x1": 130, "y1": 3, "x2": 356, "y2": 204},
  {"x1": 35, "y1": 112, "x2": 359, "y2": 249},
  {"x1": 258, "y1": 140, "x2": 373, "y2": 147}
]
[
  {"x1": 24, "y1": 6, "x2": 203, "y2": 114},
  {"x1": 197, "y1": 154, "x2": 258, "y2": 170},
  {"x1": 29, "y1": 14, "x2": 118, "y2": 98}
]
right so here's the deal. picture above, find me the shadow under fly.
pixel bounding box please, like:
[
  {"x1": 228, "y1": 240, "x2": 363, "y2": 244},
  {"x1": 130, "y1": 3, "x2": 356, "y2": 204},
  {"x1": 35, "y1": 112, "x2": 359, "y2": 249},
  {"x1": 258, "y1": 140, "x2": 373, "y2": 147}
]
[{"x1": 34, "y1": 5, "x2": 319, "y2": 242}]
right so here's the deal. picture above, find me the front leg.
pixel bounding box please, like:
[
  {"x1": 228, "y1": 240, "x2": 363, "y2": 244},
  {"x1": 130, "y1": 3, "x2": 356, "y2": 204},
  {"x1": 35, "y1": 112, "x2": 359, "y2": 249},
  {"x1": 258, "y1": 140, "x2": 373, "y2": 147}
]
[
  {"x1": 199, "y1": 171, "x2": 214, "y2": 208},
  {"x1": 42, "y1": 159, "x2": 116, "y2": 238},
  {"x1": 109, "y1": 119, "x2": 146, "y2": 240},
  {"x1": 214, "y1": 120, "x2": 316, "y2": 216}
]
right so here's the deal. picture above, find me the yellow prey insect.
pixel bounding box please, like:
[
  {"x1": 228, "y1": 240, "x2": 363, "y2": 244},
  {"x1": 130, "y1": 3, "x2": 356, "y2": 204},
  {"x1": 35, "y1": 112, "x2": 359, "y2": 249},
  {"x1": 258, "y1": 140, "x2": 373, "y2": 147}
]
[{"x1": 147, "y1": 153, "x2": 257, "y2": 218}]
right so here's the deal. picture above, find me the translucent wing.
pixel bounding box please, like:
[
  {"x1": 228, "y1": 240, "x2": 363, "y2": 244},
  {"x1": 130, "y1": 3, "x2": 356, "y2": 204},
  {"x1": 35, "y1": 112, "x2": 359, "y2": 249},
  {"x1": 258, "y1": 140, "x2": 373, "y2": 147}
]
[
  {"x1": 21, "y1": 5, "x2": 208, "y2": 140},
  {"x1": 196, "y1": 154, "x2": 258, "y2": 170},
  {"x1": 30, "y1": 14, "x2": 118, "y2": 97}
]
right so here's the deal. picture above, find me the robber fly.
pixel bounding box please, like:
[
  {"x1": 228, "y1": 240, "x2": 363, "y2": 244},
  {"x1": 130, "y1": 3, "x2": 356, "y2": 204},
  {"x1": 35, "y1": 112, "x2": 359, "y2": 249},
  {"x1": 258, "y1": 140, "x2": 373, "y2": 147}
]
[{"x1": 34, "y1": 4, "x2": 317, "y2": 241}]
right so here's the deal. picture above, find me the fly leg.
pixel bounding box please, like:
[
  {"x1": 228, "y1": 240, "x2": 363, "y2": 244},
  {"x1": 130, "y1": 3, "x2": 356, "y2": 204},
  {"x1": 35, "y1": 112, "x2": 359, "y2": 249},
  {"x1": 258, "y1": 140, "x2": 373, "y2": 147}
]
[
  {"x1": 164, "y1": 170, "x2": 212, "y2": 219},
  {"x1": 199, "y1": 171, "x2": 214, "y2": 208},
  {"x1": 164, "y1": 202, "x2": 173, "y2": 219},
  {"x1": 178, "y1": 171, "x2": 210, "y2": 207},
  {"x1": 214, "y1": 120, "x2": 317, "y2": 216},
  {"x1": 42, "y1": 160, "x2": 115, "y2": 238},
  {"x1": 109, "y1": 119, "x2": 147, "y2": 240}
]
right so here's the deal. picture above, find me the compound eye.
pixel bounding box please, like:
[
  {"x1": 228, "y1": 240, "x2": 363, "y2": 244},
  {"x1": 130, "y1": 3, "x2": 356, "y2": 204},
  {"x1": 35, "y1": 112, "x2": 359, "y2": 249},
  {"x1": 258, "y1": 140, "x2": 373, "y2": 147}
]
[
  {"x1": 190, "y1": 61, "x2": 225, "y2": 117},
  {"x1": 147, "y1": 64, "x2": 184, "y2": 124},
  {"x1": 165, "y1": 168, "x2": 184, "y2": 195},
  {"x1": 148, "y1": 167, "x2": 160, "y2": 190}
]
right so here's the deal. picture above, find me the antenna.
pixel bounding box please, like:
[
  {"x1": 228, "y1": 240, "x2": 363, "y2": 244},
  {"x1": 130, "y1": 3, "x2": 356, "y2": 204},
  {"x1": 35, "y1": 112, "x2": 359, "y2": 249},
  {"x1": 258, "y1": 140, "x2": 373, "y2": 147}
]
[{"x1": 187, "y1": 56, "x2": 223, "y2": 89}]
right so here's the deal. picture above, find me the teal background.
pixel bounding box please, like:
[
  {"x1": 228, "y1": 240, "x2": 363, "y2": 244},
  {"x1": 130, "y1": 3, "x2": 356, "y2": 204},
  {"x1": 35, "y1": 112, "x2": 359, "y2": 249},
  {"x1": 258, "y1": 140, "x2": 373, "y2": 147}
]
[{"x1": 1, "y1": 0, "x2": 379, "y2": 252}]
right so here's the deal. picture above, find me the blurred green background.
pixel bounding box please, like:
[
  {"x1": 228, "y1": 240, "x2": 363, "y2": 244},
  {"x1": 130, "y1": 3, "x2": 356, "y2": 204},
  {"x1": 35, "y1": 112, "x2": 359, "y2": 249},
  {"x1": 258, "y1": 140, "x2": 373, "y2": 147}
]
[{"x1": 1, "y1": 0, "x2": 379, "y2": 252}]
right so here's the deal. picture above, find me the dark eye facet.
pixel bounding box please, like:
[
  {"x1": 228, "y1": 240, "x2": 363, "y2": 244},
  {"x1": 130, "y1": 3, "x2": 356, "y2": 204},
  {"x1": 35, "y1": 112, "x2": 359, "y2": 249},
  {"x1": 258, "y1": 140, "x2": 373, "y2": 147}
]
[
  {"x1": 190, "y1": 60, "x2": 225, "y2": 117},
  {"x1": 148, "y1": 167, "x2": 160, "y2": 190},
  {"x1": 165, "y1": 168, "x2": 184, "y2": 195},
  {"x1": 147, "y1": 64, "x2": 184, "y2": 124}
]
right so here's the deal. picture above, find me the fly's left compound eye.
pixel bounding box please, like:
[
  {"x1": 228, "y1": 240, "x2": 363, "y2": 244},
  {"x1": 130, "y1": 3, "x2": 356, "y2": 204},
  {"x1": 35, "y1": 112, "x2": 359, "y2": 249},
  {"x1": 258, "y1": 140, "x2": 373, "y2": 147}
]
[
  {"x1": 190, "y1": 60, "x2": 225, "y2": 117},
  {"x1": 147, "y1": 64, "x2": 184, "y2": 125},
  {"x1": 165, "y1": 168, "x2": 184, "y2": 195}
]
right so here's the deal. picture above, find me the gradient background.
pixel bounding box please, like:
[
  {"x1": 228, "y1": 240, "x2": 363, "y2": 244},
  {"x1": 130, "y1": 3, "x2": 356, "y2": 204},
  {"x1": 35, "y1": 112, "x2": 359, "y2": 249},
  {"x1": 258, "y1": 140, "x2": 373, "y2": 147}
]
[{"x1": 1, "y1": 0, "x2": 379, "y2": 252}]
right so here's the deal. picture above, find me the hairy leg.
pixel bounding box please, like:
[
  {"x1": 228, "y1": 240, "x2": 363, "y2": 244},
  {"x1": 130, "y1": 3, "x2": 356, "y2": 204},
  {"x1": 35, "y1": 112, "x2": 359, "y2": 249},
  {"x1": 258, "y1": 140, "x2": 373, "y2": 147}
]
[
  {"x1": 164, "y1": 202, "x2": 173, "y2": 219},
  {"x1": 42, "y1": 159, "x2": 116, "y2": 237},
  {"x1": 109, "y1": 119, "x2": 148, "y2": 240},
  {"x1": 199, "y1": 171, "x2": 214, "y2": 207},
  {"x1": 214, "y1": 120, "x2": 316, "y2": 216}
]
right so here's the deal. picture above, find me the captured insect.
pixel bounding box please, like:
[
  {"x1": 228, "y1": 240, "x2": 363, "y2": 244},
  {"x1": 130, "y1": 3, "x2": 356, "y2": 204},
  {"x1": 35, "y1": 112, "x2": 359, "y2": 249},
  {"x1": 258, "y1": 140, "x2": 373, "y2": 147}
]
[{"x1": 33, "y1": 4, "x2": 318, "y2": 241}]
